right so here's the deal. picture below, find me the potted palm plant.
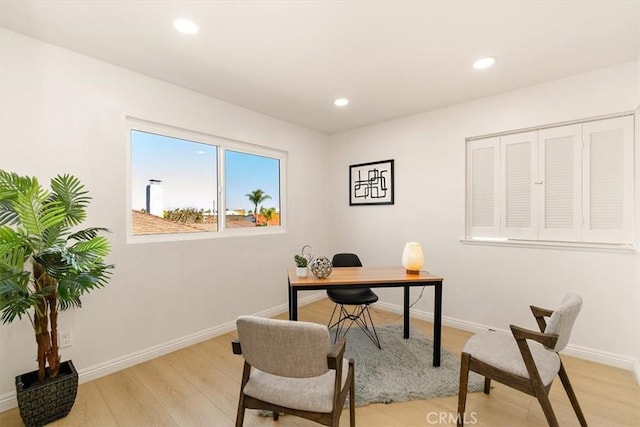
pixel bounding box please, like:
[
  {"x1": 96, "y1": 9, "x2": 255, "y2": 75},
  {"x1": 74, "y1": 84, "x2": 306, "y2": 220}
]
[{"x1": 0, "y1": 170, "x2": 113, "y2": 426}]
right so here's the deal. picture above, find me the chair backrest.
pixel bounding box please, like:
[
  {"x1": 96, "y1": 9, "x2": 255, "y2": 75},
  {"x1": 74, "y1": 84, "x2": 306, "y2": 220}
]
[
  {"x1": 236, "y1": 315, "x2": 331, "y2": 378},
  {"x1": 332, "y1": 253, "x2": 363, "y2": 267},
  {"x1": 544, "y1": 293, "x2": 583, "y2": 352}
]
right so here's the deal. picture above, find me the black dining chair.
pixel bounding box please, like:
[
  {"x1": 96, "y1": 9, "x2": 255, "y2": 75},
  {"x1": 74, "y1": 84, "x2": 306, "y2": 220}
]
[{"x1": 327, "y1": 253, "x2": 381, "y2": 349}]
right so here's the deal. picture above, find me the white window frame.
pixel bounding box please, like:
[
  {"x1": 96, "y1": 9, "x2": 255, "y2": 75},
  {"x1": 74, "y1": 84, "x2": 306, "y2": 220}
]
[
  {"x1": 464, "y1": 112, "x2": 635, "y2": 249},
  {"x1": 126, "y1": 117, "x2": 287, "y2": 243}
]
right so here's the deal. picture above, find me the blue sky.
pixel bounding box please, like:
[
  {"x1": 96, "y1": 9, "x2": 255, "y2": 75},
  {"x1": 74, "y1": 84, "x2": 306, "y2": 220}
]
[
  {"x1": 131, "y1": 130, "x2": 280, "y2": 213},
  {"x1": 225, "y1": 150, "x2": 280, "y2": 212}
]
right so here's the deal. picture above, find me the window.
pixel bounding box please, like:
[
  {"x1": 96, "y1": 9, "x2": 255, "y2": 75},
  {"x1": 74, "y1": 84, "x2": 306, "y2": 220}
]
[
  {"x1": 466, "y1": 114, "x2": 634, "y2": 246},
  {"x1": 225, "y1": 150, "x2": 280, "y2": 228},
  {"x1": 128, "y1": 119, "x2": 285, "y2": 240}
]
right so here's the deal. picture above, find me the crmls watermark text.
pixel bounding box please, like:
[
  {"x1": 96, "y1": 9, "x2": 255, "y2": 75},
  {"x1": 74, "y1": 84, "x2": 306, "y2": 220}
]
[{"x1": 426, "y1": 412, "x2": 478, "y2": 424}]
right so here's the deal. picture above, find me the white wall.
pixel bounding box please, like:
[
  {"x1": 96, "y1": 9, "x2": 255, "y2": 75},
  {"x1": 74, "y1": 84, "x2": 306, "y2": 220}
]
[
  {"x1": 328, "y1": 62, "x2": 640, "y2": 372},
  {"x1": 0, "y1": 29, "x2": 331, "y2": 407}
]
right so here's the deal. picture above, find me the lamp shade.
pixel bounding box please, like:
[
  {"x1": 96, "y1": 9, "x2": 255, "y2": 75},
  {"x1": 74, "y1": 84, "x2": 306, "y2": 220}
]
[{"x1": 402, "y1": 242, "x2": 424, "y2": 274}]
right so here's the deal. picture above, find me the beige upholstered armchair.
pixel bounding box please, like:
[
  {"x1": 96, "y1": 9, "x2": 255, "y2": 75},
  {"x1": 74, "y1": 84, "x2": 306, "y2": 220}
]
[
  {"x1": 232, "y1": 315, "x2": 355, "y2": 427},
  {"x1": 457, "y1": 293, "x2": 587, "y2": 427}
]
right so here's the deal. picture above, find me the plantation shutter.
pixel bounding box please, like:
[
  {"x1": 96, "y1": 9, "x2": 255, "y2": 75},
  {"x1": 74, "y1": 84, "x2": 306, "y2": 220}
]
[
  {"x1": 466, "y1": 114, "x2": 634, "y2": 245},
  {"x1": 538, "y1": 124, "x2": 582, "y2": 241},
  {"x1": 582, "y1": 116, "x2": 634, "y2": 243},
  {"x1": 500, "y1": 131, "x2": 537, "y2": 239},
  {"x1": 467, "y1": 137, "x2": 500, "y2": 238}
]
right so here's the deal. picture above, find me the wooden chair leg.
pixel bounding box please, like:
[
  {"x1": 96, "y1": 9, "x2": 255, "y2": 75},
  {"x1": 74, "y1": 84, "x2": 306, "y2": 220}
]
[
  {"x1": 558, "y1": 362, "x2": 588, "y2": 426},
  {"x1": 484, "y1": 377, "x2": 491, "y2": 394},
  {"x1": 535, "y1": 388, "x2": 560, "y2": 427},
  {"x1": 349, "y1": 360, "x2": 355, "y2": 427},
  {"x1": 457, "y1": 352, "x2": 471, "y2": 427},
  {"x1": 236, "y1": 362, "x2": 251, "y2": 427},
  {"x1": 235, "y1": 398, "x2": 245, "y2": 427}
]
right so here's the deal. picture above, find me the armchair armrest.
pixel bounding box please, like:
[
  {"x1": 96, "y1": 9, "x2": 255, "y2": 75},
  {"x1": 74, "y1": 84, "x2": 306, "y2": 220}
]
[
  {"x1": 327, "y1": 336, "x2": 346, "y2": 370},
  {"x1": 328, "y1": 336, "x2": 347, "y2": 397},
  {"x1": 530, "y1": 305, "x2": 554, "y2": 332},
  {"x1": 232, "y1": 338, "x2": 242, "y2": 355},
  {"x1": 531, "y1": 305, "x2": 554, "y2": 318},
  {"x1": 510, "y1": 325, "x2": 560, "y2": 386},
  {"x1": 510, "y1": 325, "x2": 558, "y2": 349}
]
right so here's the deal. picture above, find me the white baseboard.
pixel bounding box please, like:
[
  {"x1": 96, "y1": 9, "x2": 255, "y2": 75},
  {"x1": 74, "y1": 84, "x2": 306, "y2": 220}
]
[
  {"x1": 0, "y1": 291, "x2": 326, "y2": 413},
  {"x1": 375, "y1": 300, "x2": 639, "y2": 377},
  {"x1": 0, "y1": 392, "x2": 15, "y2": 414},
  {"x1": 561, "y1": 344, "x2": 638, "y2": 372}
]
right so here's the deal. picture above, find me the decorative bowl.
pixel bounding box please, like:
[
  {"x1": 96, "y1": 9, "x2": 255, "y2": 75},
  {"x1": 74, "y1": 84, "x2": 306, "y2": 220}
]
[{"x1": 309, "y1": 256, "x2": 333, "y2": 279}]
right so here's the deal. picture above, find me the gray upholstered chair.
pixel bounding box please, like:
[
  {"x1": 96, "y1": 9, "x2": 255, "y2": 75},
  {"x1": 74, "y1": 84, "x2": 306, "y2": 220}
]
[
  {"x1": 232, "y1": 315, "x2": 355, "y2": 427},
  {"x1": 457, "y1": 293, "x2": 587, "y2": 427}
]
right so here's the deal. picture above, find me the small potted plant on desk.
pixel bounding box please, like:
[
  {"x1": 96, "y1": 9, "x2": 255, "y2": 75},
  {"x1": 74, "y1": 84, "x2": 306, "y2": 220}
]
[
  {"x1": 294, "y1": 254, "x2": 308, "y2": 278},
  {"x1": 0, "y1": 171, "x2": 114, "y2": 427}
]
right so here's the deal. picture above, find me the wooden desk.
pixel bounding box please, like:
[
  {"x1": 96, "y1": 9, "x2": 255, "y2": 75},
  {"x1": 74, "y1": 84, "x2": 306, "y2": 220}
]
[{"x1": 288, "y1": 266, "x2": 444, "y2": 367}]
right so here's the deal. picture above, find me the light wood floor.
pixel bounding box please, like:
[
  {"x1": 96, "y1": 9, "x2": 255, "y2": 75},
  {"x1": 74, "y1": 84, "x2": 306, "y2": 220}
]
[{"x1": 1, "y1": 299, "x2": 639, "y2": 426}]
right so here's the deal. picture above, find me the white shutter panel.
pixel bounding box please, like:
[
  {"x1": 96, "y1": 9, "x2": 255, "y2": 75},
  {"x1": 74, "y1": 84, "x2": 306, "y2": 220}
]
[
  {"x1": 538, "y1": 124, "x2": 582, "y2": 241},
  {"x1": 500, "y1": 131, "x2": 537, "y2": 239},
  {"x1": 582, "y1": 116, "x2": 634, "y2": 243},
  {"x1": 467, "y1": 137, "x2": 500, "y2": 238}
]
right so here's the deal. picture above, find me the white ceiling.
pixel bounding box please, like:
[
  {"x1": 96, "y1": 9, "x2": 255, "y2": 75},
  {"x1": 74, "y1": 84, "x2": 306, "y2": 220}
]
[{"x1": 1, "y1": 1, "x2": 639, "y2": 134}]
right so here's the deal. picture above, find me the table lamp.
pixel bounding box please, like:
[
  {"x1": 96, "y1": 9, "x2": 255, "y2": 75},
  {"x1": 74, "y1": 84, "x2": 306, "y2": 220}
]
[{"x1": 402, "y1": 242, "x2": 424, "y2": 274}]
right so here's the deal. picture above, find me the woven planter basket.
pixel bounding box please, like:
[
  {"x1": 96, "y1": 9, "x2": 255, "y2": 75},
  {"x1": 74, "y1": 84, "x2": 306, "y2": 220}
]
[{"x1": 15, "y1": 360, "x2": 78, "y2": 427}]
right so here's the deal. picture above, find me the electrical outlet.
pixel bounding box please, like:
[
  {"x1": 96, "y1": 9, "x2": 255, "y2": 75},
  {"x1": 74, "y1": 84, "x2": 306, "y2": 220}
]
[{"x1": 59, "y1": 330, "x2": 72, "y2": 348}]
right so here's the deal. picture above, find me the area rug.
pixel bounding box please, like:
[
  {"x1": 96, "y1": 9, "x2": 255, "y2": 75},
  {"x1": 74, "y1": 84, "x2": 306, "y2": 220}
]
[{"x1": 332, "y1": 324, "x2": 485, "y2": 407}]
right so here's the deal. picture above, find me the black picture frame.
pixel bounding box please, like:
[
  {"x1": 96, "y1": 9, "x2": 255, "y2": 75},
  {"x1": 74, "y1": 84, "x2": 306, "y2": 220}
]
[{"x1": 349, "y1": 159, "x2": 394, "y2": 206}]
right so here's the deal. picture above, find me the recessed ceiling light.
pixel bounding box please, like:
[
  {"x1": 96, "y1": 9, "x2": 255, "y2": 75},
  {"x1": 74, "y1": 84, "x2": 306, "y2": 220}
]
[
  {"x1": 173, "y1": 18, "x2": 199, "y2": 35},
  {"x1": 334, "y1": 98, "x2": 349, "y2": 107},
  {"x1": 473, "y1": 57, "x2": 496, "y2": 70}
]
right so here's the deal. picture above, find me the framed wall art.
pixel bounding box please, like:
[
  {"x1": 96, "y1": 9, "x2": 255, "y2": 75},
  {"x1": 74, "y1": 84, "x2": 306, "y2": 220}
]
[{"x1": 349, "y1": 159, "x2": 394, "y2": 206}]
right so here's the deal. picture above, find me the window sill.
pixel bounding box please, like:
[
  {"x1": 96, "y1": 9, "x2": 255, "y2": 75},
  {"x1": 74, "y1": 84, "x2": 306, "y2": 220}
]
[
  {"x1": 460, "y1": 238, "x2": 635, "y2": 254},
  {"x1": 128, "y1": 226, "x2": 286, "y2": 244}
]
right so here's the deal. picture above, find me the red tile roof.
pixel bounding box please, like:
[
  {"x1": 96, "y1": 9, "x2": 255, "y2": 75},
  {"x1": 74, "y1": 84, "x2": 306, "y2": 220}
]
[{"x1": 131, "y1": 211, "x2": 279, "y2": 235}]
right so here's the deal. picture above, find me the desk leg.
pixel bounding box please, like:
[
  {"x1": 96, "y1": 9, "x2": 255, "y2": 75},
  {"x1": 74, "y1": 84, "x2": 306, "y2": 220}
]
[
  {"x1": 403, "y1": 285, "x2": 410, "y2": 339},
  {"x1": 433, "y1": 281, "x2": 442, "y2": 367},
  {"x1": 288, "y1": 280, "x2": 298, "y2": 321}
]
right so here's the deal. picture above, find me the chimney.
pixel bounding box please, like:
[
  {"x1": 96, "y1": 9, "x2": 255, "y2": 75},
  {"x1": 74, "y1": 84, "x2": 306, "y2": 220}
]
[{"x1": 146, "y1": 179, "x2": 163, "y2": 217}]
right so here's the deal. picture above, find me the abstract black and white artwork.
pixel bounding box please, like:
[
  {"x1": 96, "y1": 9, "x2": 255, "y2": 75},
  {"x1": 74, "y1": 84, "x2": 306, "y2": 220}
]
[{"x1": 349, "y1": 159, "x2": 394, "y2": 206}]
